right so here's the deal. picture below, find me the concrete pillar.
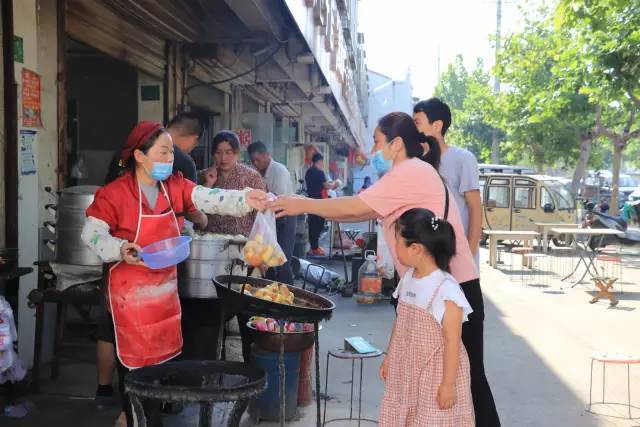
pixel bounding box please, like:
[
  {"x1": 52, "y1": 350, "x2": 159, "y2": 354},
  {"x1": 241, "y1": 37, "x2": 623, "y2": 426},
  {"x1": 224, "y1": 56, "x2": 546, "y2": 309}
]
[{"x1": 10, "y1": 0, "x2": 59, "y2": 368}]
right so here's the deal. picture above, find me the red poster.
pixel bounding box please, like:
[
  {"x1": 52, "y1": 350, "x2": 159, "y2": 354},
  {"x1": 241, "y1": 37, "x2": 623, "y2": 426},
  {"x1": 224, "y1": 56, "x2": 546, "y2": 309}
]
[
  {"x1": 22, "y1": 69, "x2": 41, "y2": 127},
  {"x1": 235, "y1": 128, "x2": 252, "y2": 147}
]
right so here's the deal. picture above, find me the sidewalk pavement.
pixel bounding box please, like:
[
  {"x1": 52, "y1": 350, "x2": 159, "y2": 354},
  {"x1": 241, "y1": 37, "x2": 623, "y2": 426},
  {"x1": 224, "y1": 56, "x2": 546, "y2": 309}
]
[{"x1": 2, "y1": 246, "x2": 640, "y2": 426}]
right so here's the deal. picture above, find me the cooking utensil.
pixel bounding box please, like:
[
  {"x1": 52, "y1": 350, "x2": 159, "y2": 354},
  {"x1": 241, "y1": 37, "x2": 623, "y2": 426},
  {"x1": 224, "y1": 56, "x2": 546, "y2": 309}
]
[{"x1": 213, "y1": 275, "x2": 335, "y2": 322}]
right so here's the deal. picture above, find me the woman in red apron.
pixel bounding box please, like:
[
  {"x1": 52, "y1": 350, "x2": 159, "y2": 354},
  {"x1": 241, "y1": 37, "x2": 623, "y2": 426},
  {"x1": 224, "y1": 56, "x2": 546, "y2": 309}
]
[
  {"x1": 379, "y1": 208, "x2": 474, "y2": 426},
  {"x1": 82, "y1": 121, "x2": 267, "y2": 426}
]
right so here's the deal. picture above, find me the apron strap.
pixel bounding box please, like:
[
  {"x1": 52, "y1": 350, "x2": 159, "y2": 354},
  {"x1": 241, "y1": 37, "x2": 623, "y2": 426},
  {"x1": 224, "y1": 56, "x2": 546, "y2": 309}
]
[
  {"x1": 158, "y1": 181, "x2": 181, "y2": 235},
  {"x1": 426, "y1": 278, "x2": 448, "y2": 311},
  {"x1": 134, "y1": 179, "x2": 182, "y2": 243}
]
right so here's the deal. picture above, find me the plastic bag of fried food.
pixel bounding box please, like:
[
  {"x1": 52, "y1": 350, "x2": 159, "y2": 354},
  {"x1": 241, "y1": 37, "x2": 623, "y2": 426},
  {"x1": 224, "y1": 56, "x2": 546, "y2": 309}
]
[
  {"x1": 243, "y1": 208, "x2": 287, "y2": 268},
  {"x1": 245, "y1": 282, "x2": 295, "y2": 305}
]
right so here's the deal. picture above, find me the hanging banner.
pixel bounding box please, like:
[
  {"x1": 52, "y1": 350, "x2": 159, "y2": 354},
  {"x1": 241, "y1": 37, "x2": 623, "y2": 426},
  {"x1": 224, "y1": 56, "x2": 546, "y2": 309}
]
[
  {"x1": 234, "y1": 128, "x2": 252, "y2": 148},
  {"x1": 19, "y1": 129, "x2": 37, "y2": 175},
  {"x1": 21, "y1": 69, "x2": 42, "y2": 128}
]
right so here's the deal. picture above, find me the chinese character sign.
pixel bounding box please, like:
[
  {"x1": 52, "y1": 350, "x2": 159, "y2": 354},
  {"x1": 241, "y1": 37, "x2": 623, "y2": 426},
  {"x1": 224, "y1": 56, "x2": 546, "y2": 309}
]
[
  {"x1": 235, "y1": 128, "x2": 252, "y2": 148},
  {"x1": 22, "y1": 69, "x2": 41, "y2": 128}
]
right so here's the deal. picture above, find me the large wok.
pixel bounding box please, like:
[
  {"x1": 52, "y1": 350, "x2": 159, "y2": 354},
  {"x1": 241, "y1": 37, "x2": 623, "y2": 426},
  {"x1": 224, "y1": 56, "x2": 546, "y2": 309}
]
[{"x1": 213, "y1": 275, "x2": 335, "y2": 323}]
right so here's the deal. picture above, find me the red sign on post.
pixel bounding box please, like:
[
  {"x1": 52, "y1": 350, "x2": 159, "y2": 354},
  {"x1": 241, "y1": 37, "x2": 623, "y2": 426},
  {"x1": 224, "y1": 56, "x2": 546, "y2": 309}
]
[
  {"x1": 22, "y1": 68, "x2": 41, "y2": 128},
  {"x1": 235, "y1": 128, "x2": 252, "y2": 148}
]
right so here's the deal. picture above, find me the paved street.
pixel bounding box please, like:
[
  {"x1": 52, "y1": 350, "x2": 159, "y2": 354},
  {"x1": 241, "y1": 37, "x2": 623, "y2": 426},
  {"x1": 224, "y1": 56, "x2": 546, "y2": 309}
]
[{"x1": 2, "y1": 245, "x2": 640, "y2": 426}]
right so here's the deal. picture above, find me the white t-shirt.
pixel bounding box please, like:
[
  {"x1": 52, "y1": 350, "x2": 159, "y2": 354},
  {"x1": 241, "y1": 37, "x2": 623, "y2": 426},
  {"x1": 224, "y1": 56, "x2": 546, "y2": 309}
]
[
  {"x1": 264, "y1": 159, "x2": 294, "y2": 196},
  {"x1": 392, "y1": 269, "x2": 473, "y2": 325}
]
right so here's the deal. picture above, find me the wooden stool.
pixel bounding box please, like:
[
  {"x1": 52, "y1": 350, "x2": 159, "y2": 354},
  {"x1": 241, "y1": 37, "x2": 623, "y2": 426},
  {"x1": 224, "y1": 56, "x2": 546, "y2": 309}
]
[
  {"x1": 522, "y1": 253, "x2": 549, "y2": 287},
  {"x1": 589, "y1": 277, "x2": 618, "y2": 306},
  {"x1": 511, "y1": 247, "x2": 534, "y2": 268},
  {"x1": 596, "y1": 254, "x2": 623, "y2": 293},
  {"x1": 589, "y1": 352, "x2": 640, "y2": 419}
]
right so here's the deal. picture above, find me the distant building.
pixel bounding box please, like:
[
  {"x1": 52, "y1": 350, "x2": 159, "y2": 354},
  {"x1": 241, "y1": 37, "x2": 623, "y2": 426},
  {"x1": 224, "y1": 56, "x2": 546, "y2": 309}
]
[{"x1": 353, "y1": 70, "x2": 413, "y2": 192}]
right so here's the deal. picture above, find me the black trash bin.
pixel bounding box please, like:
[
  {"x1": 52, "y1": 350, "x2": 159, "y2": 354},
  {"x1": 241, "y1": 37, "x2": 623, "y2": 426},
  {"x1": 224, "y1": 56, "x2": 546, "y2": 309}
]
[{"x1": 124, "y1": 361, "x2": 266, "y2": 427}]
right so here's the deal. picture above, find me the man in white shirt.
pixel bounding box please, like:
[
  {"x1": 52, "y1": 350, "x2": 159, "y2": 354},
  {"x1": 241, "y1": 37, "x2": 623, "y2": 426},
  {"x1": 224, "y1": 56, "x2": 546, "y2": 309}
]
[{"x1": 248, "y1": 141, "x2": 295, "y2": 284}]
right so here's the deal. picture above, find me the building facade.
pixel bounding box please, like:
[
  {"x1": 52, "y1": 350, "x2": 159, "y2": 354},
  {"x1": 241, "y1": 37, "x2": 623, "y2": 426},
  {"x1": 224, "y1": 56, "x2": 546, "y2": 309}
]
[{"x1": 0, "y1": 0, "x2": 368, "y2": 368}]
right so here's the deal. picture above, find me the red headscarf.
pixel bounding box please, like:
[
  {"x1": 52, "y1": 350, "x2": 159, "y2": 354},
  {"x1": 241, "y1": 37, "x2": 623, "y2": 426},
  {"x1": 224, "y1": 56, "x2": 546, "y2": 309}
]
[{"x1": 120, "y1": 121, "x2": 165, "y2": 163}]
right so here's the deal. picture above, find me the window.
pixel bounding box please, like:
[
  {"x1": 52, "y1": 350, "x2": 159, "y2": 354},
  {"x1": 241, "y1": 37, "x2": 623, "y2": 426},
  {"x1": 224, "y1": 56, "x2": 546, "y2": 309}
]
[
  {"x1": 547, "y1": 182, "x2": 575, "y2": 210},
  {"x1": 487, "y1": 186, "x2": 510, "y2": 208},
  {"x1": 515, "y1": 179, "x2": 535, "y2": 186},
  {"x1": 479, "y1": 179, "x2": 486, "y2": 205},
  {"x1": 514, "y1": 187, "x2": 536, "y2": 209},
  {"x1": 541, "y1": 187, "x2": 554, "y2": 209},
  {"x1": 489, "y1": 178, "x2": 510, "y2": 186}
]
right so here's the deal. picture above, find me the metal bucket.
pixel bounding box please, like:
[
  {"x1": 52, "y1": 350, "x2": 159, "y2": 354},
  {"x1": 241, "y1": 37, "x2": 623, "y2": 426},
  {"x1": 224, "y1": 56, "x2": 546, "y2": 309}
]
[
  {"x1": 46, "y1": 186, "x2": 102, "y2": 266},
  {"x1": 178, "y1": 236, "x2": 246, "y2": 299}
]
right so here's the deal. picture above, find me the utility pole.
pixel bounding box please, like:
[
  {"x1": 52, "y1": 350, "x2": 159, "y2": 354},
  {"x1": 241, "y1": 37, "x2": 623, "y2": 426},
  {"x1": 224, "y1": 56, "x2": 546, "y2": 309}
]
[
  {"x1": 490, "y1": 0, "x2": 502, "y2": 164},
  {"x1": 437, "y1": 45, "x2": 441, "y2": 80}
]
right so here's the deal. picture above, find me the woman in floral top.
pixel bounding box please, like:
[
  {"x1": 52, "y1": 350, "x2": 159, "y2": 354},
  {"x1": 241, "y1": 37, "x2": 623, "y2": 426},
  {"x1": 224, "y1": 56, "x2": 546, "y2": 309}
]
[{"x1": 202, "y1": 130, "x2": 267, "y2": 236}]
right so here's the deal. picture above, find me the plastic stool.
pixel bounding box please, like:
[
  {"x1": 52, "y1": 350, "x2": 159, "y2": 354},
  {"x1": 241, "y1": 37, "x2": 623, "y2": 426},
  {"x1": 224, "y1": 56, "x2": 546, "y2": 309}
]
[
  {"x1": 522, "y1": 253, "x2": 549, "y2": 287},
  {"x1": 323, "y1": 349, "x2": 383, "y2": 426},
  {"x1": 589, "y1": 352, "x2": 640, "y2": 419}
]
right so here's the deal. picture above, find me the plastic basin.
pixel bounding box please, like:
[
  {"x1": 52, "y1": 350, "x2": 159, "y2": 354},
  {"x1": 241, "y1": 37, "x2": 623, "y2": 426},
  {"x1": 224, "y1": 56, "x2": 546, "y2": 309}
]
[{"x1": 140, "y1": 236, "x2": 192, "y2": 269}]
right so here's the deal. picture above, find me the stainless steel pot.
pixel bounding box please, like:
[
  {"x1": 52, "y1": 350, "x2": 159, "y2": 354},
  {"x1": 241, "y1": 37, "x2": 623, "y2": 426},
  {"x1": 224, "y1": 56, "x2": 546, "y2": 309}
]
[
  {"x1": 189, "y1": 238, "x2": 245, "y2": 260},
  {"x1": 45, "y1": 185, "x2": 102, "y2": 266},
  {"x1": 178, "y1": 236, "x2": 246, "y2": 299}
]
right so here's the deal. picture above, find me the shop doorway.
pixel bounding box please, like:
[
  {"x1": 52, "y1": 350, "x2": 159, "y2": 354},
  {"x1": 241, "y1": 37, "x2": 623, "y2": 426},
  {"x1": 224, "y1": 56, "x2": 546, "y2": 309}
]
[{"x1": 65, "y1": 39, "x2": 138, "y2": 187}]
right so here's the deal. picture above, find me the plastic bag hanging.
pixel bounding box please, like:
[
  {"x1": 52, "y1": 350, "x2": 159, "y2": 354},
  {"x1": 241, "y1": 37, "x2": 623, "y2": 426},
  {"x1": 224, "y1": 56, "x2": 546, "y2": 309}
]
[
  {"x1": 376, "y1": 221, "x2": 395, "y2": 279},
  {"x1": 243, "y1": 206, "x2": 287, "y2": 268}
]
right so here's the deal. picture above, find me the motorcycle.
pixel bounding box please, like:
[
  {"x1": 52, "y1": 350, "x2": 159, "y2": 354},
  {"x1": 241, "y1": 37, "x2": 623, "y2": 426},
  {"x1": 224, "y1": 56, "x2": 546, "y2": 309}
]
[{"x1": 582, "y1": 202, "x2": 640, "y2": 249}]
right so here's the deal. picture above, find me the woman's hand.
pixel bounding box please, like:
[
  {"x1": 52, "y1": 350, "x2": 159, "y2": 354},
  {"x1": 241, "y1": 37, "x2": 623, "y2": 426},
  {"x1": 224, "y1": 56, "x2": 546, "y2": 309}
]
[
  {"x1": 187, "y1": 210, "x2": 208, "y2": 231},
  {"x1": 379, "y1": 356, "x2": 389, "y2": 381},
  {"x1": 247, "y1": 189, "x2": 269, "y2": 211},
  {"x1": 268, "y1": 195, "x2": 306, "y2": 218},
  {"x1": 437, "y1": 382, "x2": 456, "y2": 409},
  {"x1": 120, "y1": 242, "x2": 143, "y2": 265},
  {"x1": 203, "y1": 166, "x2": 218, "y2": 188}
]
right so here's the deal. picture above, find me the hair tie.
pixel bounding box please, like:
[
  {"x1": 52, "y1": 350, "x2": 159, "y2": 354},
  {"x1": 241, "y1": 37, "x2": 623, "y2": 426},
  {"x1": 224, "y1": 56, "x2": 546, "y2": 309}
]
[{"x1": 430, "y1": 216, "x2": 440, "y2": 231}]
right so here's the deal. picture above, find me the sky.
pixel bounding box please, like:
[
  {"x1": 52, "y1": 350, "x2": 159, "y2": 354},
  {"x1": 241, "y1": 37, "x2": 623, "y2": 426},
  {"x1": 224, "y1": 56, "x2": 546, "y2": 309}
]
[{"x1": 358, "y1": 0, "x2": 543, "y2": 99}]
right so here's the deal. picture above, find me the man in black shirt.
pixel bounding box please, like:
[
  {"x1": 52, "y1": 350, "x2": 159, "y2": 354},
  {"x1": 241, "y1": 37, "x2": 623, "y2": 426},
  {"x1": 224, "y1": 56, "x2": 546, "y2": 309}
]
[
  {"x1": 105, "y1": 112, "x2": 202, "y2": 183},
  {"x1": 305, "y1": 153, "x2": 338, "y2": 256}
]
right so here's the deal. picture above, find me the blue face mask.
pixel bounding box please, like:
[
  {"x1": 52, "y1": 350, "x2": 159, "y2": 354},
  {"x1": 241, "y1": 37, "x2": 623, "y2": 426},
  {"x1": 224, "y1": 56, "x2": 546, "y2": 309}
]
[
  {"x1": 371, "y1": 135, "x2": 396, "y2": 176},
  {"x1": 149, "y1": 162, "x2": 173, "y2": 181},
  {"x1": 371, "y1": 150, "x2": 392, "y2": 174}
]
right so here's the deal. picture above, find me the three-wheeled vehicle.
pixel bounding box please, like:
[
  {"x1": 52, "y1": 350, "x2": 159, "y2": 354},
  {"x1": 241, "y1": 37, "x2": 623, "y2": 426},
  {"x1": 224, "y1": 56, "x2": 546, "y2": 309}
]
[{"x1": 480, "y1": 172, "x2": 578, "y2": 245}]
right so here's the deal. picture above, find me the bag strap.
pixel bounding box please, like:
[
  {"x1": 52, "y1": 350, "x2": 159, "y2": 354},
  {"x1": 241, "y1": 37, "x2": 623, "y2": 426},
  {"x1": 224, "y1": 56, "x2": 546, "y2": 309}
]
[{"x1": 442, "y1": 178, "x2": 450, "y2": 220}]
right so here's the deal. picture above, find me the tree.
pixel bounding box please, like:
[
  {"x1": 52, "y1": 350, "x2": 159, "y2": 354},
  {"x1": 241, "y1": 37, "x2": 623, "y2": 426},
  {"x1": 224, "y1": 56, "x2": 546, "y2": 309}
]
[
  {"x1": 434, "y1": 56, "x2": 501, "y2": 161},
  {"x1": 557, "y1": 0, "x2": 640, "y2": 212},
  {"x1": 494, "y1": 11, "x2": 600, "y2": 191}
]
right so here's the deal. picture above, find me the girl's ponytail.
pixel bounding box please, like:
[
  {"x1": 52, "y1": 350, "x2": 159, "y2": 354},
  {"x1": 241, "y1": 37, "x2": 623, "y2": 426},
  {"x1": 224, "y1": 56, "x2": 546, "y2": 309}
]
[
  {"x1": 419, "y1": 133, "x2": 441, "y2": 172},
  {"x1": 395, "y1": 208, "x2": 456, "y2": 272}
]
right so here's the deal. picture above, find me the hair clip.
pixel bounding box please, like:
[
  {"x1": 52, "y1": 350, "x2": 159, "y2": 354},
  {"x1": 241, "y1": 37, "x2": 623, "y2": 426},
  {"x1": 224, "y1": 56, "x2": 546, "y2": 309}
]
[{"x1": 430, "y1": 216, "x2": 440, "y2": 231}]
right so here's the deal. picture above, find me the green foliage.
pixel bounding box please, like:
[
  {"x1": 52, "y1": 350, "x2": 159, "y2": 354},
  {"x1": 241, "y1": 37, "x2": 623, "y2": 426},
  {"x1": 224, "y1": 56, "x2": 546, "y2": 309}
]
[
  {"x1": 434, "y1": 56, "x2": 502, "y2": 162},
  {"x1": 433, "y1": 0, "x2": 640, "y2": 176}
]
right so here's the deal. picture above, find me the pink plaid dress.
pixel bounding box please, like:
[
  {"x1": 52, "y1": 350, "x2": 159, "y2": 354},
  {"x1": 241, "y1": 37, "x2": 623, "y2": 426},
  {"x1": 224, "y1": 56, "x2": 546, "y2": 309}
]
[{"x1": 380, "y1": 279, "x2": 475, "y2": 426}]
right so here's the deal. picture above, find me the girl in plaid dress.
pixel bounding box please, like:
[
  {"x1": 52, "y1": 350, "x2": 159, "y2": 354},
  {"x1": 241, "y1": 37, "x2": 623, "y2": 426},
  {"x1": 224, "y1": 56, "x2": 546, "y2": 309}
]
[{"x1": 379, "y1": 208, "x2": 475, "y2": 426}]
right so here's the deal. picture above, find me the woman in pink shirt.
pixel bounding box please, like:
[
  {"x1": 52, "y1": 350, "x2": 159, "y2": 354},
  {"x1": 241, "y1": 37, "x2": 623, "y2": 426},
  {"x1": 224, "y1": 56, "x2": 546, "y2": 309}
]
[{"x1": 270, "y1": 112, "x2": 500, "y2": 426}]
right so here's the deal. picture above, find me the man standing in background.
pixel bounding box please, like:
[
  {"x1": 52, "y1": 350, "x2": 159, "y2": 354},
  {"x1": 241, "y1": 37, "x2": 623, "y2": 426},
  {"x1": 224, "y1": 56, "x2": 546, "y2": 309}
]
[
  {"x1": 304, "y1": 153, "x2": 339, "y2": 257},
  {"x1": 248, "y1": 141, "x2": 296, "y2": 284},
  {"x1": 413, "y1": 98, "x2": 482, "y2": 261},
  {"x1": 414, "y1": 98, "x2": 501, "y2": 427}
]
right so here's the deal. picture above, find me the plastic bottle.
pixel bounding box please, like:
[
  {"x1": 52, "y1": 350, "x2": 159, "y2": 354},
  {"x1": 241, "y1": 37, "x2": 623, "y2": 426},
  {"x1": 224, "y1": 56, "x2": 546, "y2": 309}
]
[{"x1": 357, "y1": 250, "x2": 382, "y2": 303}]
